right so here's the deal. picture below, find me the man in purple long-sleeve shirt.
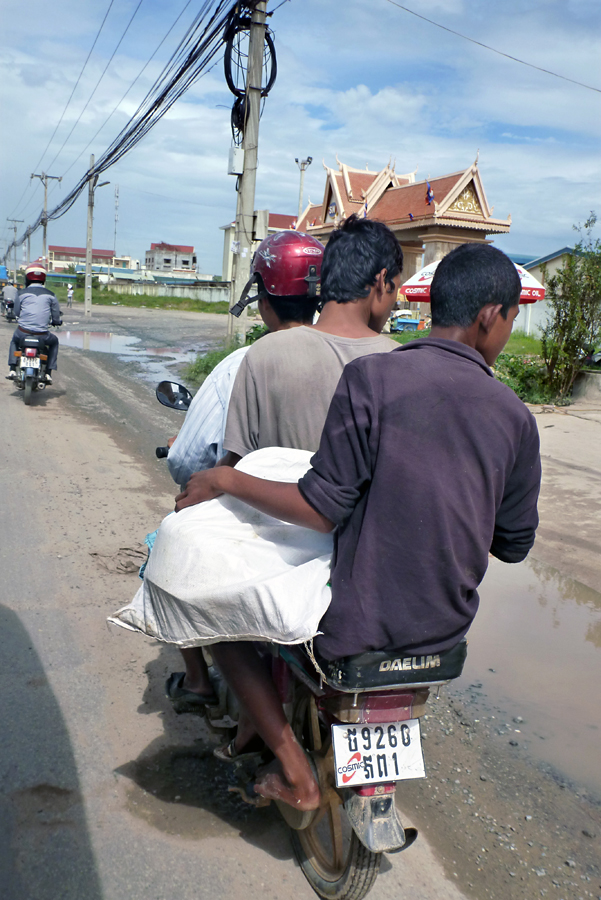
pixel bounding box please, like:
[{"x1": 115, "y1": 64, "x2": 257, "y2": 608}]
[{"x1": 184, "y1": 242, "x2": 541, "y2": 810}]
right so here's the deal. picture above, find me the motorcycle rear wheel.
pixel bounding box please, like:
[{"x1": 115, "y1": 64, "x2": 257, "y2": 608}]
[
  {"x1": 23, "y1": 376, "x2": 33, "y2": 405},
  {"x1": 289, "y1": 691, "x2": 381, "y2": 900}
]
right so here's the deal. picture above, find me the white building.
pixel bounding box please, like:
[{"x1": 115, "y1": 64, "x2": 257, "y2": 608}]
[{"x1": 145, "y1": 242, "x2": 197, "y2": 275}]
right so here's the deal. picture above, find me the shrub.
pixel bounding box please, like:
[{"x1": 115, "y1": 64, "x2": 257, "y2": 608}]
[
  {"x1": 493, "y1": 353, "x2": 554, "y2": 404},
  {"x1": 541, "y1": 214, "x2": 601, "y2": 399}
]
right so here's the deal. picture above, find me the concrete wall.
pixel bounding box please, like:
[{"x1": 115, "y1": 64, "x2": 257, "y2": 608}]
[
  {"x1": 98, "y1": 282, "x2": 230, "y2": 303},
  {"x1": 523, "y1": 253, "x2": 571, "y2": 336}
]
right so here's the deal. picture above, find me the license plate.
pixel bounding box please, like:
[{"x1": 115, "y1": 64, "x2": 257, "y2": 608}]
[
  {"x1": 21, "y1": 357, "x2": 40, "y2": 368},
  {"x1": 331, "y1": 719, "x2": 425, "y2": 787}
]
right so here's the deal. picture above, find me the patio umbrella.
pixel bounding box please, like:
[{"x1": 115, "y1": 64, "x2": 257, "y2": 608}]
[{"x1": 400, "y1": 261, "x2": 545, "y2": 304}]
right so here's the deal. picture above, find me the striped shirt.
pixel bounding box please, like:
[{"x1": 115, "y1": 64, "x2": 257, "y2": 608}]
[{"x1": 167, "y1": 346, "x2": 249, "y2": 488}]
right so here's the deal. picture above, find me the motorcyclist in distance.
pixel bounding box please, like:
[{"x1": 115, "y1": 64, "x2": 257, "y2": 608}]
[
  {"x1": 2, "y1": 281, "x2": 18, "y2": 316},
  {"x1": 6, "y1": 263, "x2": 62, "y2": 384}
]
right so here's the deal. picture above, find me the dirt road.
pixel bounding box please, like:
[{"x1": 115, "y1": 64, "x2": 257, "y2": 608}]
[{"x1": 1, "y1": 304, "x2": 599, "y2": 900}]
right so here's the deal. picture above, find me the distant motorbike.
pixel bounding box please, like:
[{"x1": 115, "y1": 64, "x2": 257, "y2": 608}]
[
  {"x1": 154, "y1": 380, "x2": 468, "y2": 900},
  {"x1": 13, "y1": 321, "x2": 61, "y2": 405},
  {"x1": 2, "y1": 298, "x2": 16, "y2": 322}
]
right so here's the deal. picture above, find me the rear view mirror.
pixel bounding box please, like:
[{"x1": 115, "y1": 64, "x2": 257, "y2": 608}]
[{"x1": 156, "y1": 381, "x2": 193, "y2": 412}]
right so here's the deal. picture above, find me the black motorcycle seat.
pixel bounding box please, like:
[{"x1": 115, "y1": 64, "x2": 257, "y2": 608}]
[{"x1": 311, "y1": 639, "x2": 468, "y2": 692}]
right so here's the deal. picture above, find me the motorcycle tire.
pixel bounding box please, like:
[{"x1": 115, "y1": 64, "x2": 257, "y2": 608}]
[
  {"x1": 288, "y1": 690, "x2": 381, "y2": 900},
  {"x1": 23, "y1": 376, "x2": 33, "y2": 405}
]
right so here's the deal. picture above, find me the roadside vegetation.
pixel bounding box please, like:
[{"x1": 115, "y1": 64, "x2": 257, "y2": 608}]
[
  {"x1": 51, "y1": 284, "x2": 229, "y2": 314},
  {"x1": 183, "y1": 321, "x2": 268, "y2": 386}
]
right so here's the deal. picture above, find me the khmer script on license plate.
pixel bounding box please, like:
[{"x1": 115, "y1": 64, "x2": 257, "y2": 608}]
[{"x1": 331, "y1": 719, "x2": 425, "y2": 788}]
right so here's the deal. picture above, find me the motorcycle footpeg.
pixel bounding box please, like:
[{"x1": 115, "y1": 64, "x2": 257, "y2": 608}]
[{"x1": 343, "y1": 790, "x2": 415, "y2": 853}]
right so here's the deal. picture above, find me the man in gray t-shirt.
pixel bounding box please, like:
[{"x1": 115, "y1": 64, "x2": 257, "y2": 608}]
[{"x1": 223, "y1": 327, "x2": 396, "y2": 458}]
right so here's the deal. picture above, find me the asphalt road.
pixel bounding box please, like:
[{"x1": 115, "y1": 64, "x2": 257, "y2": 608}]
[{"x1": 0, "y1": 305, "x2": 469, "y2": 900}]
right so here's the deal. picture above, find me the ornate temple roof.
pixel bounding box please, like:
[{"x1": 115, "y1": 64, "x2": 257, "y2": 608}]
[{"x1": 296, "y1": 158, "x2": 510, "y2": 238}]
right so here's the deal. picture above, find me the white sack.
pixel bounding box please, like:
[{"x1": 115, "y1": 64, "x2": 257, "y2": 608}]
[{"x1": 108, "y1": 448, "x2": 333, "y2": 647}]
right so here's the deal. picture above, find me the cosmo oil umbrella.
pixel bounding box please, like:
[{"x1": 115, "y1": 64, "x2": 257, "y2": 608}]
[{"x1": 400, "y1": 261, "x2": 545, "y2": 304}]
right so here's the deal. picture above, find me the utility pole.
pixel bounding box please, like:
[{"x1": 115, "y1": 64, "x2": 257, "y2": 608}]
[
  {"x1": 6, "y1": 219, "x2": 24, "y2": 281},
  {"x1": 30, "y1": 172, "x2": 62, "y2": 268},
  {"x1": 26, "y1": 230, "x2": 31, "y2": 266},
  {"x1": 84, "y1": 154, "x2": 110, "y2": 318},
  {"x1": 113, "y1": 185, "x2": 119, "y2": 258},
  {"x1": 295, "y1": 156, "x2": 312, "y2": 222},
  {"x1": 227, "y1": 0, "x2": 268, "y2": 344}
]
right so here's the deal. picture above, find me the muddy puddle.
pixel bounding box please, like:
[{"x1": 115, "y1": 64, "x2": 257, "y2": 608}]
[
  {"x1": 57, "y1": 330, "x2": 202, "y2": 382},
  {"x1": 457, "y1": 556, "x2": 601, "y2": 793}
]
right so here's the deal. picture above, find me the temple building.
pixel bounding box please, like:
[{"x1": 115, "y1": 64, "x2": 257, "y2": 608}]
[{"x1": 296, "y1": 156, "x2": 511, "y2": 282}]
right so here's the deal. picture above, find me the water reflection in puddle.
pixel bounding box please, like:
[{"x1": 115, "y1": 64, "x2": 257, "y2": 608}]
[
  {"x1": 458, "y1": 557, "x2": 601, "y2": 792},
  {"x1": 58, "y1": 330, "x2": 199, "y2": 382}
]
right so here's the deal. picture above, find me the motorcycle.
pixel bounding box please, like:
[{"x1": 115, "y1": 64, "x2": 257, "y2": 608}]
[
  {"x1": 2, "y1": 298, "x2": 17, "y2": 321},
  {"x1": 155, "y1": 380, "x2": 468, "y2": 900},
  {"x1": 13, "y1": 321, "x2": 61, "y2": 405}
]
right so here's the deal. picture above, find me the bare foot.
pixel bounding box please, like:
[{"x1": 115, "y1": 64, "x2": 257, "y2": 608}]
[{"x1": 254, "y1": 761, "x2": 320, "y2": 811}]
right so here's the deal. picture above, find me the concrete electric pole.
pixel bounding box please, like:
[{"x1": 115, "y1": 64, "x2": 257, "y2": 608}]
[
  {"x1": 30, "y1": 172, "x2": 62, "y2": 267},
  {"x1": 295, "y1": 156, "x2": 312, "y2": 222},
  {"x1": 84, "y1": 154, "x2": 110, "y2": 318},
  {"x1": 6, "y1": 219, "x2": 24, "y2": 281},
  {"x1": 227, "y1": 0, "x2": 268, "y2": 345}
]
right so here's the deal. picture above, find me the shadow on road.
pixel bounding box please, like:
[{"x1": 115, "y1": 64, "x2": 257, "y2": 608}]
[
  {"x1": 0, "y1": 604, "x2": 102, "y2": 900},
  {"x1": 4, "y1": 384, "x2": 67, "y2": 407},
  {"x1": 116, "y1": 641, "x2": 296, "y2": 863}
]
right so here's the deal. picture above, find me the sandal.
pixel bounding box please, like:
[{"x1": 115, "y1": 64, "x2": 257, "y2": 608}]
[
  {"x1": 165, "y1": 672, "x2": 218, "y2": 716},
  {"x1": 213, "y1": 736, "x2": 266, "y2": 764}
]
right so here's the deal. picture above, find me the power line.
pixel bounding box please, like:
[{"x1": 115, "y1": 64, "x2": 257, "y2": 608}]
[
  {"x1": 33, "y1": 0, "x2": 117, "y2": 175},
  {"x1": 3, "y1": 0, "x2": 239, "y2": 262},
  {"x1": 60, "y1": 0, "x2": 195, "y2": 181},
  {"x1": 44, "y1": 0, "x2": 146, "y2": 175},
  {"x1": 6, "y1": 0, "x2": 116, "y2": 223},
  {"x1": 384, "y1": 0, "x2": 601, "y2": 94}
]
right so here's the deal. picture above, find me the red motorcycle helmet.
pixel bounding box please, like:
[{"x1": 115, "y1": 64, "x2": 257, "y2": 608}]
[
  {"x1": 25, "y1": 262, "x2": 47, "y2": 284},
  {"x1": 230, "y1": 231, "x2": 324, "y2": 317}
]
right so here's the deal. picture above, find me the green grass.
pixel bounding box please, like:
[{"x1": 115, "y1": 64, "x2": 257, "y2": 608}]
[
  {"x1": 51, "y1": 284, "x2": 229, "y2": 314},
  {"x1": 183, "y1": 347, "x2": 235, "y2": 386},
  {"x1": 391, "y1": 327, "x2": 542, "y2": 355}
]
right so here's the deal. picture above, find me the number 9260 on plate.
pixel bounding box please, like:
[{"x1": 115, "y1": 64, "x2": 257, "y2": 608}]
[{"x1": 331, "y1": 719, "x2": 425, "y2": 788}]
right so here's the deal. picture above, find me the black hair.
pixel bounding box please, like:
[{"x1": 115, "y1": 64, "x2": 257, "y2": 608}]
[
  {"x1": 266, "y1": 294, "x2": 319, "y2": 323},
  {"x1": 253, "y1": 274, "x2": 318, "y2": 323},
  {"x1": 430, "y1": 243, "x2": 521, "y2": 327},
  {"x1": 320, "y1": 214, "x2": 403, "y2": 304}
]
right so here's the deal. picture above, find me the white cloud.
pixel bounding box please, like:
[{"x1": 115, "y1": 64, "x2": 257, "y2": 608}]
[{"x1": 1, "y1": 0, "x2": 599, "y2": 268}]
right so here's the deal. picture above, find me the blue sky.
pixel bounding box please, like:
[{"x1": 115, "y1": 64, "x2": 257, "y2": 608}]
[{"x1": 1, "y1": 0, "x2": 600, "y2": 274}]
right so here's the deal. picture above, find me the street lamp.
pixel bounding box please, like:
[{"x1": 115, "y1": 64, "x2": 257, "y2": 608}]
[{"x1": 295, "y1": 156, "x2": 313, "y2": 223}]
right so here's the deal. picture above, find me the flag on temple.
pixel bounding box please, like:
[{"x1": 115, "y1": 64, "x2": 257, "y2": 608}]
[
  {"x1": 362, "y1": 199, "x2": 368, "y2": 218},
  {"x1": 409, "y1": 213, "x2": 414, "y2": 221},
  {"x1": 426, "y1": 182, "x2": 434, "y2": 205}
]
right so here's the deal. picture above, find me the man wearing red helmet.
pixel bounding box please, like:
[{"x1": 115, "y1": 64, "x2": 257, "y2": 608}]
[
  {"x1": 7, "y1": 263, "x2": 61, "y2": 383},
  {"x1": 166, "y1": 230, "x2": 325, "y2": 491}
]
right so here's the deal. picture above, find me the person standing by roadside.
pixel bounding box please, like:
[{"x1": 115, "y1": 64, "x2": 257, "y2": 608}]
[{"x1": 67, "y1": 284, "x2": 74, "y2": 308}]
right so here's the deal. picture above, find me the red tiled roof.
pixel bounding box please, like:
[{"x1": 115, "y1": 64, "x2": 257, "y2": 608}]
[
  {"x1": 297, "y1": 205, "x2": 324, "y2": 230},
  {"x1": 149, "y1": 242, "x2": 194, "y2": 253},
  {"x1": 49, "y1": 245, "x2": 114, "y2": 258},
  {"x1": 346, "y1": 171, "x2": 378, "y2": 200},
  {"x1": 269, "y1": 213, "x2": 296, "y2": 229},
  {"x1": 371, "y1": 174, "x2": 464, "y2": 223}
]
